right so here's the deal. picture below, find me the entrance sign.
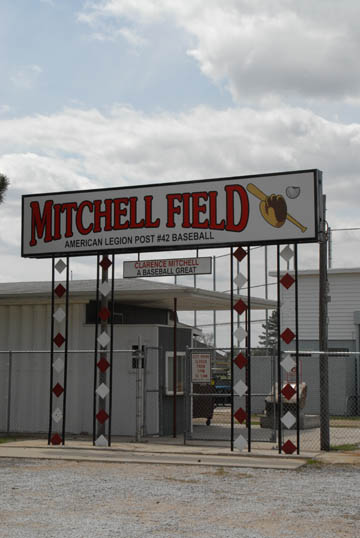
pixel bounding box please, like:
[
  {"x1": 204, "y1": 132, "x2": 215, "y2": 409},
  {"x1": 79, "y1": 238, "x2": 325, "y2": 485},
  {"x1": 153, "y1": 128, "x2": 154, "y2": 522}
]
[
  {"x1": 192, "y1": 353, "x2": 211, "y2": 383},
  {"x1": 22, "y1": 169, "x2": 322, "y2": 258},
  {"x1": 123, "y1": 256, "x2": 212, "y2": 278}
]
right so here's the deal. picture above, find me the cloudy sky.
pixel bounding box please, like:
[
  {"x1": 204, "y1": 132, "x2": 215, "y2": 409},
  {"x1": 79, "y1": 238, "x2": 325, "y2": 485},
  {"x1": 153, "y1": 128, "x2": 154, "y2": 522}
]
[{"x1": 1, "y1": 0, "x2": 360, "y2": 296}]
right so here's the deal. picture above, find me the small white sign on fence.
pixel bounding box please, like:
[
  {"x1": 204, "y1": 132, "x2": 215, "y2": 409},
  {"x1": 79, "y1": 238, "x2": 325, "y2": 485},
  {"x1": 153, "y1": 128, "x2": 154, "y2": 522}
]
[{"x1": 192, "y1": 353, "x2": 211, "y2": 383}]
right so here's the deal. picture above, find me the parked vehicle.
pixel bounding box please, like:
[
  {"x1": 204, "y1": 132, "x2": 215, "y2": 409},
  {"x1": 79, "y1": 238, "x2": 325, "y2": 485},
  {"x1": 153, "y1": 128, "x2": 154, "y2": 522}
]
[{"x1": 214, "y1": 377, "x2": 231, "y2": 406}]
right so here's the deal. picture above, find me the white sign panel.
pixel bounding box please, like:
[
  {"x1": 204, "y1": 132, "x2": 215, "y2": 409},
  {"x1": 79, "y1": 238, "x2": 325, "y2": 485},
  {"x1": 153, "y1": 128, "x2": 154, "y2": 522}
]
[
  {"x1": 22, "y1": 170, "x2": 322, "y2": 258},
  {"x1": 123, "y1": 256, "x2": 212, "y2": 278},
  {"x1": 192, "y1": 353, "x2": 211, "y2": 383}
]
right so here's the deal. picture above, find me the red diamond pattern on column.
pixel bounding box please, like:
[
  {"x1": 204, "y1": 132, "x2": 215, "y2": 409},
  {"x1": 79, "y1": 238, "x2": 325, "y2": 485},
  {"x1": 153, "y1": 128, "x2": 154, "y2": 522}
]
[
  {"x1": 52, "y1": 382, "x2": 64, "y2": 397},
  {"x1": 55, "y1": 283, "x2": 66, "y2": 298},
  {"x1": 234, "y1": 299, "x2": 248, "y2": 315},
  {"x1": 98, "y1": 307, "x2": 111, "y2": 322},
  {"x1": 234, "y1": 407, "x2": 247, "y2": 424},
  {"x1": 281, "y1": 383, "x2": 296, "y2": 401},
  {"x1": 234, "y1": 352, "x2": 248, "y2": 370},
  {"x1": 281, "y1": 328, "x2": 295, "y2": 344},
  {"x1": 282, "y1": 439, "x2": 297, "y2": 454},
  {"x1": 97, "y1": 357, "x2": 110, "y2": 373},
  {"x1": 233, "y1": 247, "x2": 247, "y2": 262},
  {"x1": 96, "y1": 409, "x2": 109, "y2": 424},
  {"x1": 51, "y1": 433, "x2": 62, "y2": 445},
  {"x1": 53, "y1": 332, "x2": 65, "y2": 347},
  {"x1": 280, "y1": 273, "x2": 295, "y2": 289},
  {"x1": 100, "y1": 257, "x2": 112, "y2": 271}
]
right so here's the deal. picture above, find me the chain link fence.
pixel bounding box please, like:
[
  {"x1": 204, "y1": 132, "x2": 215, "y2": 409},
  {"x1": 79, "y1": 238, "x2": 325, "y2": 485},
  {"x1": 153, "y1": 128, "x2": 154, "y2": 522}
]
[
  {"x1": 183, "y1": 347, "x2": 360, "y2": 452},
  {"x1": 1, "y1": 348, "x2": 359, "y2": 452},
  {"x1": 0, "y1": 347, "x2": 160, "y2": 440}
]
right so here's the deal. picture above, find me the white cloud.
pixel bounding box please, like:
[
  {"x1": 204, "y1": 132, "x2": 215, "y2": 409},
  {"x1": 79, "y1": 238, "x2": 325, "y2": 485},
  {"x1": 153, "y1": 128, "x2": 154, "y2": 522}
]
[
  {"x1": 79, "y1": 0, "x2": 360, "y2": 104},
  {"x1": 0, "y1": 102, "x2": 358, "y2": 290},
  {"x1": 1, "y1": 103, "x2": 359, "y2": 222},
  {"x1": 0, "y1": 105, "x2": 11, "y2": 115},
  {"x1": 10, "y1": 65, "x2": 43, "y2": 90}
]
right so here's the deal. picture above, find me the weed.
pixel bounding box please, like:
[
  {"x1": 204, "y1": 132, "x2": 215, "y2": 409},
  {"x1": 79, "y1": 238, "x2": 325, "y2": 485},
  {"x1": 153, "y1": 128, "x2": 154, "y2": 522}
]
[{"x1": 330, "y1": 443, "x2": 359, "y2": 452}]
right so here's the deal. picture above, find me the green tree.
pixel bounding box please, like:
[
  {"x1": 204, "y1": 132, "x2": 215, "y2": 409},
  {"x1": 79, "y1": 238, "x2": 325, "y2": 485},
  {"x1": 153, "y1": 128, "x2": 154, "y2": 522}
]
[
  {"x1": 258, "y1": 309, "x2": 278, "y2": 350},
  {"x1": 0, "y1": 174, "x2": 9, "y2": 204}
]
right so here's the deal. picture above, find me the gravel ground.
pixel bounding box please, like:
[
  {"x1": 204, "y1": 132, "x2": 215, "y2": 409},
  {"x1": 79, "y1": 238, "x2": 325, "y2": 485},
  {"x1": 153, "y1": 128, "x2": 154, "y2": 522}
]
[{"x1": 0, "y1": 458, "x2": 359, "y2": 538}]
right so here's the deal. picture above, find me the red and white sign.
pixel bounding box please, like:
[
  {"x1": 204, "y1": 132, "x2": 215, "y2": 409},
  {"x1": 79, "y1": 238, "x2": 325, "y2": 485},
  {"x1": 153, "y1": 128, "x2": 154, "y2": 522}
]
[
  {"x1": 192, "y1": 353, "x2": 211, "y2": 383},
  {"x1": 22, "y1": 170, "x2": 322, "y2": 258},
  {"x1": 123, "y1": 256, "x2": 212, "y2": 278}
]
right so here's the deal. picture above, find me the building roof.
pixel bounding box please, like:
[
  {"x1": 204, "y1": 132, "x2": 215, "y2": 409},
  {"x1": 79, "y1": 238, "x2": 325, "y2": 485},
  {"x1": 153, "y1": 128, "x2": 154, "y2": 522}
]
[{"x1": 0, "y1": 278, "x2": 276, "y2": 311}]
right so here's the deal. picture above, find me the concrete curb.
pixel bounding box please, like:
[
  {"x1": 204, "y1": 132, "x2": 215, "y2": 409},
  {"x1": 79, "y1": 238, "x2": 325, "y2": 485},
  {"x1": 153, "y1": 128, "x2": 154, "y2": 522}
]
[{"x1": 0, "y1": 439, "x2": 313, "y2": 470}]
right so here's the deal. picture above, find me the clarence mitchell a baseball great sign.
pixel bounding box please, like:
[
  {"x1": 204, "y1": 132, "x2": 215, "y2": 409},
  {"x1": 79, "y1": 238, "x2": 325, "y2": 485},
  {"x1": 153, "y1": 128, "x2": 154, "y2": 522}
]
[{"x1": 22, "y1": 170, "x2": 322, "y2": 258}]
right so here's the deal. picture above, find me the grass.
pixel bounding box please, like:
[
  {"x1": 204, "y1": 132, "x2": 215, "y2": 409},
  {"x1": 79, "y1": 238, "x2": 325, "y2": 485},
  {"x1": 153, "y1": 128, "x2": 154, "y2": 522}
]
[
  {"x1": 330, "y1": 416, "x2": 360, "y2": 421},
  {"x1": 330, "y1": 443, "x2": 359, "y2": 452},
  {"x1": 305, "y1": 458, "x2": 324, "y2": 466},
  {"x1": 0, "y1": 437, "x2": 15, "y2": 444}
]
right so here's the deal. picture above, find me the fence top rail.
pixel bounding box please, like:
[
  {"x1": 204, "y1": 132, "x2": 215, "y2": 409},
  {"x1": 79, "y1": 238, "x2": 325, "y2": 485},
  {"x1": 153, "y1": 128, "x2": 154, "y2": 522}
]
[
  {"x1": 283, "y1": 350, "x2": 360, "y2": 357},
  {"x1": 187, "y1": 347, "x2": 360, "y2": 357},
  {"x1": 0, "y1": 348, "x2": 358, "y2": 356},
  {"x1": 0, "y1": 348, "x2": 159, "y2": 355}
]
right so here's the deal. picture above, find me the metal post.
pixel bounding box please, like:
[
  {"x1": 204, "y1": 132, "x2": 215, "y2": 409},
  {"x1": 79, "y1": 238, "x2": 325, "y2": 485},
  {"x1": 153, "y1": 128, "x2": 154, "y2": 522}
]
[
  {"x1": 294, "y1": 244, "x2": 300, "y2": 454},
  {"x1": 230, "y1": 248, "x2": 234, "y2": 451},
  {"x1": 236, "y1": 258, "x2": 240, "y2": 348},
  {"x1": 194, "y1": 249, "x2": 198, "y2": 329},
  {"x1": 92, "y1": 255, "x2": 100, "y2": 446},
  {"x1": 213, "y1": 255, "x2": 216, "y2": 350},
  {"x1": 276, "y1": 245, "x2": 282, "y2": 453},
  {"x1": 143, "y1": 346, "x2": 147, "y2": 438},
  {"x1": 61, "y1": 257, "x2": 70, "y2": 445},
  {"x1": 247, "y1": 247, "x2": 251, "y2": 452},
  {"x1": 183, "y1": 346, "x2": 189, "y2": 445},
  {"x1": 48, "y1": 257, "x2": 55, "y2": 445},
  {"x1": 7, "y1": 350, "x2": 12, "y2": 433},
  {"x1": 173, "y1": 297, "x2": 177, "y2": 438},
  {"x1": 108, "y1": 254, "x2": 115, "y2": 446},
  {"x1": 136, "y1": 335, "x2": 142, "y2": 442},
  {"x1": 319, "y1": 194, "x2": 330, "y2": 450},
  {"x1": 265, "y1": 246, "x2": 269, "y2": 351}
]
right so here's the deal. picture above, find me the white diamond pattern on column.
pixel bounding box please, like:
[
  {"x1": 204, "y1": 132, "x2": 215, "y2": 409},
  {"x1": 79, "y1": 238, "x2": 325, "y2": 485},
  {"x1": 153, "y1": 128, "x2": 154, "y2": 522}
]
[
  {"x1": 234, "y1": 434, "x2": 247, "y2": 451},
  {"x1": 52, "y1": 408, "x2": 63, "y2": 424},
  {"x1": 234, "y1": 379, "x2": 248, "y2": 397},
  {"x1": 99, "y1": 281, "x2": 111, "y2": 297},
  {"x1": 234, "y1": 326, "x2": 247, "y2": 342},
  {"x1": 281, "y1": 355, "x2": 296, "y2": 373},
  {"x1": 98, "y1": 331, "x2": 111, "y2": 348},
  {"x1": 96, "y1": 383, "x2": 110, "y2": 399},
  {"x1": 53, "y1": 357, "x2": 64, "y2": 373},
  {"x1": 53, "y1": 307, "x2": 66, "y2": 323},
  {"x1": 234, "y1": 273, "x2": 247, "y2": 289},
  {"x1": 281, "y1": 411, "x2": 296, "y2": 429},
  {"x1": 280, "y1": 245, "x2": 294, "y2": 263},
  {"x1": 55, "y1": 259, "x2": 67, "y2": 274},
  {"x1": 95, "y1": 435, "x2": 108, "y2": 447}
]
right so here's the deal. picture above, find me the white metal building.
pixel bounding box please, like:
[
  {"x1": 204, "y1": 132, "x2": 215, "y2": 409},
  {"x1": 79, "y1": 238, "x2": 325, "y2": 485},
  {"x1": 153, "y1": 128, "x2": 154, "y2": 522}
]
[
  {"x1": 276, "y1": 267, "x2": 360, "y2": 415},
  {"x1": 277, "y1": 267, "x2": 360, "y2": 352}
]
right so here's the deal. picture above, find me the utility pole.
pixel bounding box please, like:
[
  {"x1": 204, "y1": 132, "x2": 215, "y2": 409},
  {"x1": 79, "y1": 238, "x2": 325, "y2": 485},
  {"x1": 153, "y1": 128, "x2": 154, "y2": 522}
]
[{"x1": 319, "y1": 194, "x2": 330, "y2": 450}]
